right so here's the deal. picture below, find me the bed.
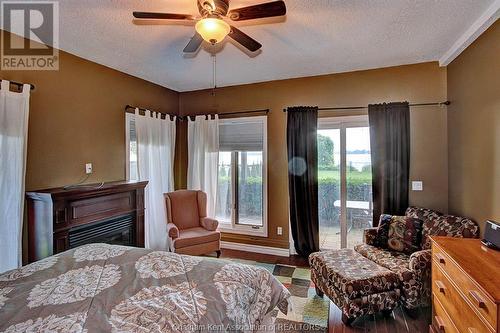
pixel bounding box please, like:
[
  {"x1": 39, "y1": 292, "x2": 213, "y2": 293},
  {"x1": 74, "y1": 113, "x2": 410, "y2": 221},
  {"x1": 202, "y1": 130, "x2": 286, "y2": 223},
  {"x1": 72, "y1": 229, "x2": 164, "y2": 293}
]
[{"x1": 0, "y1": 244, "x2": 290, "y2": 332}]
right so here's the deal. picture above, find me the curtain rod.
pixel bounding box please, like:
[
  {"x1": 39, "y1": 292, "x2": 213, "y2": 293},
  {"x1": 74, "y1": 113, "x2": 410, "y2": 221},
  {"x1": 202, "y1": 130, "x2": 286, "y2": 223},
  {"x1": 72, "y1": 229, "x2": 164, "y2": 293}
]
[
  {"x1": 125, "y1": 104, "x2": 177, "y2": 119},
  {"x1": 125, "y1": 104, "x2": 167, "y2": 114},
  {"x1": 282, "y1": 101, "x2": 450, "y2": 112},
  {"x1": 125, "y1": 105, "x2": 269, "y2": 120},
  {"x1": 216, "y1": 109, "x2": 269, "y2": 117},
  {"x1": 0, "y1": 79, "x2": 35, "y2": 90}
]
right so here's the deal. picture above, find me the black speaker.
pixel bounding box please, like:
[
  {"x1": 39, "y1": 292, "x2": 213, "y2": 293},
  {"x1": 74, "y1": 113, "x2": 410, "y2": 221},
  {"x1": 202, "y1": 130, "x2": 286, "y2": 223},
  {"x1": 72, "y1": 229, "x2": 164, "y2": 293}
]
[{"x1": 481, "y1": 220, "x2": 500, "y2": 250}]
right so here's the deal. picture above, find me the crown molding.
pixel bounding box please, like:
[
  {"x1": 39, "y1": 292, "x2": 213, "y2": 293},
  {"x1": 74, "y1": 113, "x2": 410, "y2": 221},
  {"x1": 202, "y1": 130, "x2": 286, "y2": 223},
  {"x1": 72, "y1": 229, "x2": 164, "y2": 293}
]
[{"x1": 440, "y1": 0, "x2": 500, "y2": 66}]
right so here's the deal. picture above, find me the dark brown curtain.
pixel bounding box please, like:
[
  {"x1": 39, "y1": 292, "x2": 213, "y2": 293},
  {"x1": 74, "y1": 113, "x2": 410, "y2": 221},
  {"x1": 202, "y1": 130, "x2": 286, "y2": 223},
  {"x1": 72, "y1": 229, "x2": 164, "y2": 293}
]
[
  {"x1": 368, "y1": 102, "x2": 410, "y2": 226},
  {"x1": 287, "y1": 106, "x2": 319, "y2": 256}
]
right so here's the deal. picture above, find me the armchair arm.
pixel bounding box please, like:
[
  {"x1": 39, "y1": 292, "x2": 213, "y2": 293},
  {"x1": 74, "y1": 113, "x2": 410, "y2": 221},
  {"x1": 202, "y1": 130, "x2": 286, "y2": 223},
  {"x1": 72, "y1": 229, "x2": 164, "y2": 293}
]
[
  {"x1": 409, "y1": 249, "x2": 432, "y2": 278},
  {"x1": 167, "y1": 223, "x2": 179, "y2": 239},
  {"x1": 363, "y1": 227, "x2": 379, "y2": 246},
  {"x1": 408, "y1": 249, "x2": 433, "y2": 307},
  {"x1": 200, "y1": 217, "x2": 219, "y2": 231}
]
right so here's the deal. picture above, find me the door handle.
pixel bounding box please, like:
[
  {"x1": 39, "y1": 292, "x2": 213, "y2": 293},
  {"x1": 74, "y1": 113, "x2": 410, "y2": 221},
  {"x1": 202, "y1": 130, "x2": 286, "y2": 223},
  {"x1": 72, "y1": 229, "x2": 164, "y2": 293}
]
[
  {"x1": 435, "y1": 253, "x2": 446, "y2": 264},
  {"x1": 435, "y1": 280, "x2": 446, "y2": 294},
  {"x1": 435, "y1": 316, "x2": 445, "y2": 331},
  {"x1": 469, "y1": 290, "x2": 486, "y2": 309}
]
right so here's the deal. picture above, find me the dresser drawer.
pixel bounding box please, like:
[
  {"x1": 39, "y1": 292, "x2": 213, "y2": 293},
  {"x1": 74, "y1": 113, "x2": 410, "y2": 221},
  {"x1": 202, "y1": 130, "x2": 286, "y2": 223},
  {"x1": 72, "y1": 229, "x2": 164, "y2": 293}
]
[
  {"x1": 433, "y1": 294, "x2": 459, "y2": 333},
  {"x1": 432, "y1": 261, "x2": 493, "y2": 333},
  {"x1": 432, "y1": 243, "x2": 497, "y2": 330}
]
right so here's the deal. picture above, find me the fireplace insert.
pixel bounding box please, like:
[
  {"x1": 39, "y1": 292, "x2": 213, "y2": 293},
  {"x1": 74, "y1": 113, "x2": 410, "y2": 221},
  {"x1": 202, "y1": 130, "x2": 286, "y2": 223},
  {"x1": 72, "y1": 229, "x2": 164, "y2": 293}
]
[{"x1": 69, "y1": 214, "x2": 135, "y2": 249}]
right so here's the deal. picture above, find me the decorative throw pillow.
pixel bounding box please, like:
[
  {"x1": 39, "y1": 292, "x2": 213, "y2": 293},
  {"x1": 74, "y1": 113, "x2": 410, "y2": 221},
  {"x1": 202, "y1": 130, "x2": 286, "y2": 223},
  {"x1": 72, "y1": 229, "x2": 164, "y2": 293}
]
[
  {"x1": 386, "y1": 216, "x2": 423, "y2": 254},
  {"x1": 376, "y1": 214, "x2": 392, "y2": 248}
]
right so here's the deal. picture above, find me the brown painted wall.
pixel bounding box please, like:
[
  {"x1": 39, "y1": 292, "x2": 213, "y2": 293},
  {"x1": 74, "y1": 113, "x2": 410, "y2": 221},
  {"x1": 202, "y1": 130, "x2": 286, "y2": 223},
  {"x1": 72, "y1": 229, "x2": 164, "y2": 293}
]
[
  {"x1": 447, "y1": 21, "x2": 500, "y2": 234},
  {"x1": 1, "y1": 29, "x2": 454, "y2": 251},
  {"x1": 179, "y1": 62, "x2": 448, "y2": 248},
  {"x1": 0, "y1": 31, "x2": 179, "y2": 191}
]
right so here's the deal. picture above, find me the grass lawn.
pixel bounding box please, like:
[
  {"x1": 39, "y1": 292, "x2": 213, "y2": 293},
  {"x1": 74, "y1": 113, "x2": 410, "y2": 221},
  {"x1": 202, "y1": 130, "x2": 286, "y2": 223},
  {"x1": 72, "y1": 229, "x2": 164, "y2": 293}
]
[
  {"x1": 219, "y1": 170, "x2": 372, "y2": 185},
  {"x1": 318, "y1": 169, "x2": 372, "y2": 184}
]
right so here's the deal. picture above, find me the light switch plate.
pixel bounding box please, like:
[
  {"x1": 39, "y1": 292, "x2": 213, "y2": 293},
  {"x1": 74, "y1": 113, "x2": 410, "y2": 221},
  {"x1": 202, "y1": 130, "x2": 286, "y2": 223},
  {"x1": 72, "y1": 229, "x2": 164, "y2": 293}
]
[
  {"x1": 412, "y1": 181, "x2": 423, "y2": 191},
  {"x1": 85, "y1": 163, "x2": 93, "y2": 174},
  {"x1": 277, "y1": 227, "x2": 283, "y2": 235}
]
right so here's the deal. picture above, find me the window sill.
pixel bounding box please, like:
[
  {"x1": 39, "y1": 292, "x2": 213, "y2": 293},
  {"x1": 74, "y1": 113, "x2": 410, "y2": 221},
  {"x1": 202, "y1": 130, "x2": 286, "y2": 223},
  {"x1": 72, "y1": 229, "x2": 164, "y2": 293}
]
[{"x1": 218, "y1": 223, "x2": 268, "y2": 237}]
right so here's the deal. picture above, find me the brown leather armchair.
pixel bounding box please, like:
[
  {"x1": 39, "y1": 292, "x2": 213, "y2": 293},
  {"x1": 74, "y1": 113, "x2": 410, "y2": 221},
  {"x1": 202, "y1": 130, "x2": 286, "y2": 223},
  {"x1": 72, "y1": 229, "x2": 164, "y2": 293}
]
[{"x1": 164, "y1": 190, "x2": 221, "y2": 257}]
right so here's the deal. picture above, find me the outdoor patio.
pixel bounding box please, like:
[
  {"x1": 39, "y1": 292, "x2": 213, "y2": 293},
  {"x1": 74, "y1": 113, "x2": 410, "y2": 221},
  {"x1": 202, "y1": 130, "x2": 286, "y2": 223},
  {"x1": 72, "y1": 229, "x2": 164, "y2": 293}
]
[{"x1": 319, "y1": 225, "x2": 366, "y2": 250}]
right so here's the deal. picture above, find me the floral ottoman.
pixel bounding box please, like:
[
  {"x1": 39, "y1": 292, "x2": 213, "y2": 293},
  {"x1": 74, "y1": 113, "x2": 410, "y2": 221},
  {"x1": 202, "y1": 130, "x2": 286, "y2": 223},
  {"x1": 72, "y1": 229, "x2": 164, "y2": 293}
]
[{"x1": 309, "y1": 249, "x2": 401, "y2": 325}]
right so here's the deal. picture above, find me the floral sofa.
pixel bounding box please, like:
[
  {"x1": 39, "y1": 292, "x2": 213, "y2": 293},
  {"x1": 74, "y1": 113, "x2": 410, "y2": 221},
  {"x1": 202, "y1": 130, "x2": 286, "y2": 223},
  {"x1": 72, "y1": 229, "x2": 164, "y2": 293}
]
[{"x1": 354, "y1": 206, "x2": 479, "y2": 310}]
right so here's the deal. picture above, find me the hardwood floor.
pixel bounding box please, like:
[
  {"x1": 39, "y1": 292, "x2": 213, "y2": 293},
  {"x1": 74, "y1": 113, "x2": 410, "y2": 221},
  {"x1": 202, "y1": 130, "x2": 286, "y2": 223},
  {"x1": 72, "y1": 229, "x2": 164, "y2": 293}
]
[
  {"x1": 220, "y1": 248, "x2": 310, "y2": 266},
  {"x1": 220, "y1": 248, "x2": 431, "y2": 332},
  {"x1": 328, "y1": 303, "x2": 431, "y2": 333}
]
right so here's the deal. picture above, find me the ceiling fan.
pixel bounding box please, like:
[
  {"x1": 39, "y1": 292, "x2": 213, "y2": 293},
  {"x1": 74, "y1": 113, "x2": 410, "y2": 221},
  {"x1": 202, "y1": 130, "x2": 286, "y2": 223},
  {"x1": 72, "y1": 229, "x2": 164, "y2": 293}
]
[{"x1": 133, "y1": 0, "x2": 286, "y2": 54}]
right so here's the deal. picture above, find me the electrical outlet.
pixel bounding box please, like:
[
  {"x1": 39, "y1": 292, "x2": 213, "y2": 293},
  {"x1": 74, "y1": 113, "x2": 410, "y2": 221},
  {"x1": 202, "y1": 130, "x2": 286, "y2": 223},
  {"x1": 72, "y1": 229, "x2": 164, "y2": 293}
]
[
  {"x1": 412, "y1": 181, "x2": 423, "y2": 191},
  {"x1": 85, "y1": 163, "x2": 93, "y2": 174},
  {"x1": 277, "y1": 227, "x2": 283, "y2": 235}
]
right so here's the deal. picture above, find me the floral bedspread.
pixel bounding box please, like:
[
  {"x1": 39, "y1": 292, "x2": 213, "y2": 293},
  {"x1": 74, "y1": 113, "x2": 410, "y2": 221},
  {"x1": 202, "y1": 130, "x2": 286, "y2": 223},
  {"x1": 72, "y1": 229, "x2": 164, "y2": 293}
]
[{"x1": 0, "y1": 244, "x2": 290, "y2": 332}]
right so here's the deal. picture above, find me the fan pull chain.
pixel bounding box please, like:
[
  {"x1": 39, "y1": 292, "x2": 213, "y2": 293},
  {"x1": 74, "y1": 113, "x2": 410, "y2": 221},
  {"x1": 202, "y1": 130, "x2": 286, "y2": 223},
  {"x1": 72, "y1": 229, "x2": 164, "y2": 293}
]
[{"x1": 211, "y1": 52, "x2": 217, "y2": 97}]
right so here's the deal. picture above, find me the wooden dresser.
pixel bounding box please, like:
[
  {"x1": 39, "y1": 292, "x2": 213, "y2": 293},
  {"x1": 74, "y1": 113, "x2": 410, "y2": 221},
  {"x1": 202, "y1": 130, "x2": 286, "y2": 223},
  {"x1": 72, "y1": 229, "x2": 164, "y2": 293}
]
[{"x1": 431, "y1": 236, "x2": 500, "y2": 333}]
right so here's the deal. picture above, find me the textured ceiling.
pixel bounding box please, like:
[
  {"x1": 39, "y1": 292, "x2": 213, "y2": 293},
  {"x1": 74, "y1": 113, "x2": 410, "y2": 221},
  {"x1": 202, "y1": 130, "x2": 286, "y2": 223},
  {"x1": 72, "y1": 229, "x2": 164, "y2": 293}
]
[{"x1": 23, "y1": 0, "x2": 498, "y2": 91}]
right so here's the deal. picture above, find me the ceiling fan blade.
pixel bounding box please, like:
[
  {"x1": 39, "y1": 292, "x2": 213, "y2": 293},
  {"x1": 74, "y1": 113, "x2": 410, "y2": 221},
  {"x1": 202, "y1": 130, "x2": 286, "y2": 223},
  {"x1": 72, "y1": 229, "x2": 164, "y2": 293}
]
[
  {"x1": 228, "y1": 26, "x2": 262, "y2": 52},
  {"x1": 133, "y1": 12, "x2": 195, "y2": 20},
  {"x1": 183, "y1": 33, "x2": 204, "y2": 53},
  {"x1": 228, "y1": 1, "x2": 286, "y2": 21}
]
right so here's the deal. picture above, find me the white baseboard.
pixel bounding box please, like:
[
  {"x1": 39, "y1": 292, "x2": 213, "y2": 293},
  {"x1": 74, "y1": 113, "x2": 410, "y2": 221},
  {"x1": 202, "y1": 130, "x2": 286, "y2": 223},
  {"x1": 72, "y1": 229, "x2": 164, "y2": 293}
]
[{"x1": 220, "y1": 241, "x2": 290, "y2": 257}]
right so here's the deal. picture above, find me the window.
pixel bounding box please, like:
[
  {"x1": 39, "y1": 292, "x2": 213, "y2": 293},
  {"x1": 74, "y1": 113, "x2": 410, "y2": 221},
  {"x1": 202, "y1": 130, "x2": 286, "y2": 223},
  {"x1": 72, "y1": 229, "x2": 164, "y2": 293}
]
[
  {"x1": 216, "y1": 116, "x2": 267, "y2": 236},
  {"x1": 126, "y1": 113, "x2": 138, "y2": 181}
]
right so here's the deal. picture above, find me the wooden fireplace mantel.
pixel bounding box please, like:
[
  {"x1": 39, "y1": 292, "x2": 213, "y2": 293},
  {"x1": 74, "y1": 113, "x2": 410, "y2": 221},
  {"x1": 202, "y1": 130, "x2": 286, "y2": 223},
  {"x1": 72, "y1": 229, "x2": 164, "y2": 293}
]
[{"x1": 26, "y1": 180, "x2": 148, "y2": 263}]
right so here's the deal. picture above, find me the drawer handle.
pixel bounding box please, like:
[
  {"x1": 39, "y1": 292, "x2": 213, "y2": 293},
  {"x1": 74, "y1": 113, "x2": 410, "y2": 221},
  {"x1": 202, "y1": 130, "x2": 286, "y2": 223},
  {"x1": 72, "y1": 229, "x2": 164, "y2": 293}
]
[
  {"x1": 435, "y1": 253, "x2": 446, "y2": 264},
  {"x1": 435, "y1": 280, "x2": 446, "y2": 293},
  {"x1": 435, "y1": 316, "x2": 445, "y2": 331},
  {"x1": 469, "y1": 290, "x2": 486, "y2": 308}
]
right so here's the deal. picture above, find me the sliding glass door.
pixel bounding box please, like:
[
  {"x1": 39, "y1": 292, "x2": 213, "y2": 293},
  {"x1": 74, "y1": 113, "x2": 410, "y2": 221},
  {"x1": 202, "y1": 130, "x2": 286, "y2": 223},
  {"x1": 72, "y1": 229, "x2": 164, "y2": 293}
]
[
  {"x1": 318, "y1": 116, "x2": 372, "y2": 249},
  {"x1": 317, "y1": 128, "x2": 341, "y2": 249}
]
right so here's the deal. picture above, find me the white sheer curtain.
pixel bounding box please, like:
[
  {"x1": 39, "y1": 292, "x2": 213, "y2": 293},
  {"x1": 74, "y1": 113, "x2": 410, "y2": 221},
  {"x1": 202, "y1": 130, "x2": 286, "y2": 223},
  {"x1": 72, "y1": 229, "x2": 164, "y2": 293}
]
[
  {"x1": 0, "y1": 80, "x2": 30, "y2": 273},
  {"x1": 187, "y1": 115, "x2": 219, "y2": 216},
  {"x1": 134, "y1": 109, "x2": 176, "y2": 250}
]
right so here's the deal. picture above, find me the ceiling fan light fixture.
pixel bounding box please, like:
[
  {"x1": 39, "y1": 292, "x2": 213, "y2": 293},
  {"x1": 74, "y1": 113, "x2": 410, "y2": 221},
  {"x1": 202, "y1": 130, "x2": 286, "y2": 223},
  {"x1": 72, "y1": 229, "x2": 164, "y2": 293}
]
[{"x1": 195, "y1": 18, "x2": 230, "y2": 44}]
